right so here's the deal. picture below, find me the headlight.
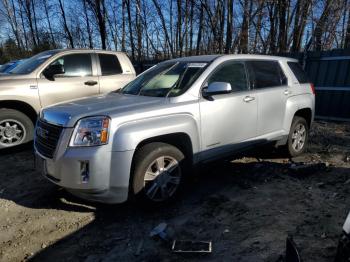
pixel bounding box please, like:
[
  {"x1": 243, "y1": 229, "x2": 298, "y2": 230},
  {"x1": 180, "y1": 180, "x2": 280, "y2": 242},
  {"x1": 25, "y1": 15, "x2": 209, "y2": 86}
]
[{"x1": 70, "y1": 116, "x2": 110, "y2": 147}]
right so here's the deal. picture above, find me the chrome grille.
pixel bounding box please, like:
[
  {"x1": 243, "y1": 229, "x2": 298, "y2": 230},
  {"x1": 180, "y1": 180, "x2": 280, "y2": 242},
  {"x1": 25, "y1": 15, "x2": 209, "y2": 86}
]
[{"x1": 35, "y1": 120, "x2": 63, "y2": 158}]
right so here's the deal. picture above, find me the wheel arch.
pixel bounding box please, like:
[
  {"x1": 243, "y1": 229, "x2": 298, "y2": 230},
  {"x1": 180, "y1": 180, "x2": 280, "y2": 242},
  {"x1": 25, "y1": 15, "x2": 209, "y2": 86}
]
[
  {"x1": 294, "y1": 108, "x2": 312, "y2": 127},
  {"x1": 284, "y1": 95, "x2": 314, "y2": 132},
  {"x1": 135, "y1": 133, "x2": 194, "y2": 164},
  {"x1": 0, "y1": 100, "x2": 38, "y2": 124}
]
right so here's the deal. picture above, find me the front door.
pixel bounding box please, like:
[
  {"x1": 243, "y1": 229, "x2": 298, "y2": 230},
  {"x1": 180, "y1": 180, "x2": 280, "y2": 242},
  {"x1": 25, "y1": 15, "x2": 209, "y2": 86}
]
[
  {"x1": 37, "y1": 53, "x2": 99, "y2": 108},
  {"x1": 199, "y1": 61, "x2": 258, "y2": 160}
]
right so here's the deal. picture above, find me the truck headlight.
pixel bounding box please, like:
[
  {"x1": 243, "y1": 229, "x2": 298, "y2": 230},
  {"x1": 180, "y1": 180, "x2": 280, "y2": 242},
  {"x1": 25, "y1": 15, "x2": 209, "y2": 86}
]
[{"x1": 70, "y1": 116, "x2": 110, "y2": 147}]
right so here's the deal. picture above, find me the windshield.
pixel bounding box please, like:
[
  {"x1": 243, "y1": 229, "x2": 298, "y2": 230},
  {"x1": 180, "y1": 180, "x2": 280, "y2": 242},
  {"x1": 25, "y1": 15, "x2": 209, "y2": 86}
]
[
  {"x1": 121, "y1": 62, "x2": 207, "y2": 97},
  {"x1": 0, "y1": 62, "x2": 16, "y2": 73},
  {"x1": 10, "y1": 50, "x2": 59, "y2": 75}
]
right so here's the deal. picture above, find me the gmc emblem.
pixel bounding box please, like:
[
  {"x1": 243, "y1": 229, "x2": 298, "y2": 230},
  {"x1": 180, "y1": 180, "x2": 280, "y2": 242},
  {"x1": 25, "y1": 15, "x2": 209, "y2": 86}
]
[{"x1": 36, "y1": 127, "x2": 49, "y2": 139}]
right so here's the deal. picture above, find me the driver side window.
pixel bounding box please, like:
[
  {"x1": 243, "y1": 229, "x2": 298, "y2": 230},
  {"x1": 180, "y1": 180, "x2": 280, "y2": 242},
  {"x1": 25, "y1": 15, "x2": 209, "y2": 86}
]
[
  {"x1": 48, "y1": 54, "x2": 92, "y2": 77},
  {"x1": 208, "y1": 61, "x2": 248, "y2": 92}
]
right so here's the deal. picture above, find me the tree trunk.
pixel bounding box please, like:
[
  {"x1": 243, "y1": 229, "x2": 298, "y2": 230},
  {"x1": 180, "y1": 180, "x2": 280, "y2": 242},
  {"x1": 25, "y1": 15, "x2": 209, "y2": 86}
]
[
  {"x1": 3, "y1": 0, "x2": 22, "y2": 49},
  {"x1": 177, "y1": 0, "x2": 183, "y2": 56},
  {"x1": 24, "y1": 0, "x2": 37, "y2": 47},
  {"x1": 151, "y1": 0, "x2": 175, "y2": 57},
  {"x1": 58, "y1": 0, "x2": 74, "y2": 48},
  {"x1": 122, "y1": 0, "x2": 126, "y2": 52},
  {"x1": 126, "y1": 0, "x2": 135, "y2": 60},
  {"x1": 239, "y1": 0, "x2": 251, "y2": 53},
  {"x1": 314, "y1": 0, "x2": 332, "y2": 51},
  {"x1": 345, "y1": 5, "x2": 350, "y2": 48},
  {"x1": 196, "y1": 3, "x2": 204, "y2": 55},
  {"x1": 82, "y1": 0, "x2": 93, "y2": 49},
  {"x1": 278, "y1": 0, "x2": 287, "y2": 52},
  {"x1": 86, "y1": 0, "x2": 107, "y2": 50},
  {"x1": 189, "y1": 0, "x2": 194, "y2": 55},
  {"x1": 43, "y1": 0, "x2": 56, "y2": 46},
  {"x1": 225, "y1": 0, "x2": 233, "y2": 54}
]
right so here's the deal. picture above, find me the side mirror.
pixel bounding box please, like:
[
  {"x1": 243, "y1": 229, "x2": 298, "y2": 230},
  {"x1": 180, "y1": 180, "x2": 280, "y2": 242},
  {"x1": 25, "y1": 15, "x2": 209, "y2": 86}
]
[
  {"x1": 203, "y1": 82, "x2": 232, "y2": 96},
  {"x1": 43, "y1": 64, "x2": 64, "y2": 81}
]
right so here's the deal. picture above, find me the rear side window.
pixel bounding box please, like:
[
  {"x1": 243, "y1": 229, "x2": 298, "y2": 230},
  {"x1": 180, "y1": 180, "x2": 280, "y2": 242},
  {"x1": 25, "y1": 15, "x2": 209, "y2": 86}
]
[
  {"x1": 246, "y1": 61, "x2": 286, "y2": 89},
  {"x1": 99, "y1": 54, "x2": 122, "y2": 75},
  {"x1": 208, "y1": 61, "x2": 248, "y2": 92},
  {"x1": 287, "y1": 62, "x2": 309, "y2": 83}
]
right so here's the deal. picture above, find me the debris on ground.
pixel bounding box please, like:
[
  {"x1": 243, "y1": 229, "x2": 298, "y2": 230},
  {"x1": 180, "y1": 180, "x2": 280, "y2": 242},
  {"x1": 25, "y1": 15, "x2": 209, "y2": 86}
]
[
  {"x1": 0, "y1": 121, "x2": 350, "y2": 261},
  {"x1": 150, "y1": 222, "x2": 170, "y2": 241},
  {"x1": 171, "y1": 240, "x2": 212, "y2": 253}
]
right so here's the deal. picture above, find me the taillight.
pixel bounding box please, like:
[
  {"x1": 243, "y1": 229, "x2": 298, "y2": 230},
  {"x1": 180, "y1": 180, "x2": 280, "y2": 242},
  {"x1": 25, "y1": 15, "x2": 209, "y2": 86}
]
[{"x1": 310, "y1": 83, "x2": 316, "y2": 95}]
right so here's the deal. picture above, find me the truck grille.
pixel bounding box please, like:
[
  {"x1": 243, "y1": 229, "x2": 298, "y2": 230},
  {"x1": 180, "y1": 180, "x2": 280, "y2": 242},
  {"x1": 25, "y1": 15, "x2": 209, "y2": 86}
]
[{"x1": 35, "y1": 120, "x2": 63, "y2": 158}]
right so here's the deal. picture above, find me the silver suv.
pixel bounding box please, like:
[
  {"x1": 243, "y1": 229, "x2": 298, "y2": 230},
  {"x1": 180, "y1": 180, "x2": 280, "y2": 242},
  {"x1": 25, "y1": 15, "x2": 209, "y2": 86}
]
[
  {"x1": 0, "y1": 49, "x2": 135, "y2": 149},
  {"x1": 34, "y1": 55, "x2": 315, "y2": 204}
]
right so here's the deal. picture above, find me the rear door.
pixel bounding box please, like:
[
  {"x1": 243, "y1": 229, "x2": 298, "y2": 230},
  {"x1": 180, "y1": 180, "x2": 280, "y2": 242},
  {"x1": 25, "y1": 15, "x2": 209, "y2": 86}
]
[
  {"x1": 199, "y1": 60, "x2": 258, "y2": 160},
  {"x1": 246, "y1": 60, "x2": 288, "y2": 136},
  {"x1": 37, "y1": 53, "x2": 99, "y2": 107},
  {"x1": 97, "y1": 53, "x2": 135, "y2": 93}
]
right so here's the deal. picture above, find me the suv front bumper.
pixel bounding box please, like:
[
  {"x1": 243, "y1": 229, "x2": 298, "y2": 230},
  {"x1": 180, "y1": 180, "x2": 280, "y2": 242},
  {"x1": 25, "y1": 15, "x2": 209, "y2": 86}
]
[{"x1": 35, "y1": 146, "x2": 134, "y2": 204}]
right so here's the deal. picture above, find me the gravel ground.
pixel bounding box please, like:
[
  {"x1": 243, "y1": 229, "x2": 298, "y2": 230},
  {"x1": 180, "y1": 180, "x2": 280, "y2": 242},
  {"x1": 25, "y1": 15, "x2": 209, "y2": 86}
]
[{"x1": 0, "y1": 121, "x2": 350, "y2": 262}]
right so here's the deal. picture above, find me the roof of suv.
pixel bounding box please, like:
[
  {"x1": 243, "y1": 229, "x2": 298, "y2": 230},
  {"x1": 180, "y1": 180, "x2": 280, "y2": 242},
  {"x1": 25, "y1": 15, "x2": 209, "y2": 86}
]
[{"x1": 169, "y1": 54, "x2": 298, "y2": 63}]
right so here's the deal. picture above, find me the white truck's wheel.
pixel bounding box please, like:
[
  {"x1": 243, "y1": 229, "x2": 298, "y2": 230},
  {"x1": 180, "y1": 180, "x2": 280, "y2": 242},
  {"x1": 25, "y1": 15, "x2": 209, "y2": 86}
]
[{"x1": 0, "y1": 109, "x2": 34, "y2": 149}]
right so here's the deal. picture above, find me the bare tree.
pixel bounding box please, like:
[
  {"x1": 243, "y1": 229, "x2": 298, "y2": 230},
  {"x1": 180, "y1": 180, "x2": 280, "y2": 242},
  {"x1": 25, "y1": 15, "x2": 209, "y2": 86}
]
[
  {"x1": 85, "y1": 0, "x2": 107, "y2": 50},
  {"x1": 58, "y1": 0, "x2": 74, "y2": 48}
]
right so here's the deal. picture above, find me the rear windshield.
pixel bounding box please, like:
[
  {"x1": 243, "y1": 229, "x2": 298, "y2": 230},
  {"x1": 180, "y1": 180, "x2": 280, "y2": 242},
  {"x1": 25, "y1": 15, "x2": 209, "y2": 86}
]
[{"x1": 287, "y1": 62, "x2": 309, "y2": 83}]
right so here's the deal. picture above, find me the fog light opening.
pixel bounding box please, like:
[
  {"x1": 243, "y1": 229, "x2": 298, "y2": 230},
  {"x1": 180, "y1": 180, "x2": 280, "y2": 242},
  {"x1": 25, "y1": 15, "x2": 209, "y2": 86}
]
[{"x1": 80, "y1": 161, "x2": 89, "y2": 183}]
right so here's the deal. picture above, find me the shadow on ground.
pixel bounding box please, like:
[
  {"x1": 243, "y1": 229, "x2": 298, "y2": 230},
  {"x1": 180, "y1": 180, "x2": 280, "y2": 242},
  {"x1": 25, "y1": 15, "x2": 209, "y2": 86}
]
[{"x1": 0, "y1": 122, "x2": 349, "y2": 261}]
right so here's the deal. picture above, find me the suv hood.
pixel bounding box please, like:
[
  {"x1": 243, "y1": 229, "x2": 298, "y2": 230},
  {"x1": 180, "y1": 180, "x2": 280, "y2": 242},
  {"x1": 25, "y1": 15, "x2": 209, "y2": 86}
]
[{"x1": 41, "y1": 93, "x2": 167, "y2": 127}]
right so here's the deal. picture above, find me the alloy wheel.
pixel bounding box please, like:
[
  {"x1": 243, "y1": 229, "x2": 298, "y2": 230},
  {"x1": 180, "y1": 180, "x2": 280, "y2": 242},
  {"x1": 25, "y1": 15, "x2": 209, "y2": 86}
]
[
  {"x1": 143, "y1": 155, "x2": 181, "y2": 202},
  {"x1": 0, "y1": 119, "x2": 26, "y2": 147},
  {"x1": 291, "y1": 123, "x2": 306, "y2": 152}
]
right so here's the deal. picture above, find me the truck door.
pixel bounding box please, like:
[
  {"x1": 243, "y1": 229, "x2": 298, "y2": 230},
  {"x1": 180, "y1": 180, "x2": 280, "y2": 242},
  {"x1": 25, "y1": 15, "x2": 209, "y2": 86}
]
[
  {"x1": 97, "y1": 53, "x2": 135, "y2": 93},
  {"x1": 37, "y1": 53, "x2": 99, "y2": 108}
]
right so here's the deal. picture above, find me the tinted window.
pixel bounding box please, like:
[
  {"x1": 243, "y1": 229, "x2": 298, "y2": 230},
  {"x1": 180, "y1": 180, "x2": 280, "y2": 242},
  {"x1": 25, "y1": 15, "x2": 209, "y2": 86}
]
[
  {"x1": 49, "y1": 54, "x2": 92, "y2": 77},
  {"x1": 287, "y1": 62, "x2": 309, "y2": 83},
  {"x1": 99, "y1": 54, "x2": 122, "y2": 75},
  {"x1": 247, "y1": 61, "x2": 286, "y2": 89},
  {"x1": 208, "y1": 61, "x2": 248, "y2": 92}
]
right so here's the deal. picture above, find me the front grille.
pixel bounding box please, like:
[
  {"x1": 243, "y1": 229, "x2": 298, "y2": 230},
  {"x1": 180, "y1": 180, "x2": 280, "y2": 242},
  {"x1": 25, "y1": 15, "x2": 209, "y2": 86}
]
[{"x1": 35, "y1": 120, "x2": 63, "y2": 158}]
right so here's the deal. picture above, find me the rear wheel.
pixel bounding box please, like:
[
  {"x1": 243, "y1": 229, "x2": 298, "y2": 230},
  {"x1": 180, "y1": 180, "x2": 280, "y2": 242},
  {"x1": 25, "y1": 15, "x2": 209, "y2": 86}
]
[
  {"x1": 0, "y1": 109, "x2": 34, "y2": 149},
  {"x1": 285, "y1": 116, "x2": 309, "y2": 157},
  {"x1": 131, "y1": 142, "x2": 185, "y2": 204}
]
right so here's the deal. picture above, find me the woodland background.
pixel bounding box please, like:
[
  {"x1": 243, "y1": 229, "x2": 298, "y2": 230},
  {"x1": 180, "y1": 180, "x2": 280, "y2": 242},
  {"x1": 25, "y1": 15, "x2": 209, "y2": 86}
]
[{"x1": 0, "y1": 0, "x2": 350, "y2": 64}]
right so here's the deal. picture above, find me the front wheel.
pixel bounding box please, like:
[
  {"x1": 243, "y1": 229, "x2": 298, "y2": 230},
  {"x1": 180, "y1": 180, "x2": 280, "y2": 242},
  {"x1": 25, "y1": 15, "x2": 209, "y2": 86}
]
[
  {"x1": 285, "y1": 116, "x2": 309, "y2": 157},
  {"x1": 0, "y1": 109, "x2": 34, "y2": 149},
  {"x1": 131, "y1": 142, "x2": 185, "y2": 204}
]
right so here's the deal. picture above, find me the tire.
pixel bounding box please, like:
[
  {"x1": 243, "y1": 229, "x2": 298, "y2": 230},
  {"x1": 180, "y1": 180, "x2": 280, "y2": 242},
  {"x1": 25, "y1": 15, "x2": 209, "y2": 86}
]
[
  {"x1": 0, "y1": 109, "x2": 34, "y2": 149},
  {"x1": 285, "y1": 116, "x2": 309, "y2": 157},
  {"x1": 130, "y1": 142, "x2": 185, "y2": 204}
]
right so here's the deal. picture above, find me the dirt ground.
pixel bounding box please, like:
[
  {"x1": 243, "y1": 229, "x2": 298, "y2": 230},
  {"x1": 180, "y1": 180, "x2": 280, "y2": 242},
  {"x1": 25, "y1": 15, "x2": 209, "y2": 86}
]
[{"x1": 0, "y1": 121, "x2": 350, "y2": 262}]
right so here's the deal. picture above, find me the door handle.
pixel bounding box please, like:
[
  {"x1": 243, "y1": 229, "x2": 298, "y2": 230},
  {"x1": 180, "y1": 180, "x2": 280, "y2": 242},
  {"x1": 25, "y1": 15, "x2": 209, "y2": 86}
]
[
  {"x1": 84, "y1": 80, "x2": 98, "y2": 86},
  {"x1": 243, "y1": 96, "x2": 255, "y2": 103},
  {"x1": 284, "y1": 90, "x2": 292, "y2": 95}
]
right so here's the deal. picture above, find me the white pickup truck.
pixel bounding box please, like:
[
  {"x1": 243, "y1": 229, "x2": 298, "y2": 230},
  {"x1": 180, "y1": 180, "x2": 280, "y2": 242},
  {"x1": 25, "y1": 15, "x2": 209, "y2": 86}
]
[{"x1": 0, "y1": 49, "x2": 135, "y2": 148}]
